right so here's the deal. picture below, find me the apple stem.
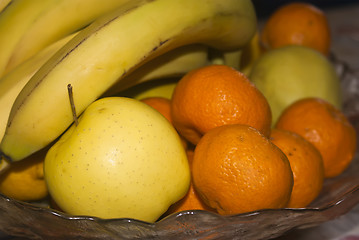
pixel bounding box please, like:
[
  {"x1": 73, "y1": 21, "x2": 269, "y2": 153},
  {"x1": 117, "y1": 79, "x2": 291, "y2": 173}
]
[{"x1": 67, "y1": 84, "x2": 79, "y2": 126}]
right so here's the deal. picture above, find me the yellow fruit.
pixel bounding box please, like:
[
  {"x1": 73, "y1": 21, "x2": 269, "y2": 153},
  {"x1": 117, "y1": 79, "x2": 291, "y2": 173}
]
[
  {"x1": 239, "y1": 31, "x2": 263, "y2": 76},
  {"x1": 0, "y1": 148, "x2": 48, "y2": 201},
  {"x1": 119, "y1": 78, "x2": 178, "y2": 100}
]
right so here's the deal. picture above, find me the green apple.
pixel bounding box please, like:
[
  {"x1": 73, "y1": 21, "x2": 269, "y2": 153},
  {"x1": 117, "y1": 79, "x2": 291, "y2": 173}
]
[
  {"x1": 44, "y1": 97, "x2": 190, "y2": 222},
  {"x1": 249, "y1": 45, "x2": 342, "y2": 125}
]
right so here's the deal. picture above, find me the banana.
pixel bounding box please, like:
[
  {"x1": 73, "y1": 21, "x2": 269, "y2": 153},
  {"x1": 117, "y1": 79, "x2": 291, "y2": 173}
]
[
  {"x1": 0, "y1": 42, "x2": 209, "y2": 174},
  {"x1": 0, "y1": 32, "x2": 78, "y2": 143},
  {"x1": 239, "y1": 31, "x2": 263, "y2": 76},
  {"x1": 0, "y1": 0, "x2": 257, "y2": 163},
  {"x1": 0, "y1": 41, "x2": 208, "y2": 142},
  {"x1": 104, "y1": 44, "x2": 210, "y2": 96},
  {"x1": 0, "y1": 0, "x2": 58, "y2": 77},
  {"x1": 0, "y1": 0, "x2": 12, "y2": 13},
  {"x1": 3, "y1": 0, "x2": 139, "y2": 76},
  {"x1": 209, "y1": 48, "x2": 243, "y2": 70}
]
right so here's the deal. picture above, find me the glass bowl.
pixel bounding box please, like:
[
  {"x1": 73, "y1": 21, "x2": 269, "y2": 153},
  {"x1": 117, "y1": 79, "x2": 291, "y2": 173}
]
[{"x1": 0, "y1": 56, "x2": 358, "y2": 240}]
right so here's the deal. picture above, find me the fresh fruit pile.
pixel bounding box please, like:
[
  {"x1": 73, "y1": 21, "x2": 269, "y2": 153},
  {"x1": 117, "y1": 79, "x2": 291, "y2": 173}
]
[{"x1": 0, "y1": 0, "x2": 357, "y2": 225}]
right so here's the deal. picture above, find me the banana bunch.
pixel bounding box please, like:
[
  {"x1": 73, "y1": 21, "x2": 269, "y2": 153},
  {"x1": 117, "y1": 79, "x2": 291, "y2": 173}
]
[
  {"x1": 0, "y1": 38, "x2": 209, "y2": 143},
  {"x1": 0, "y1": 33, "x2": 78, "y2": 143},
  {"x1": 0, "y1": 0, "x2": 257, "y2": 169},
  {"x1": 0, "y1": 0, "x2": 150, "y2": 76}
]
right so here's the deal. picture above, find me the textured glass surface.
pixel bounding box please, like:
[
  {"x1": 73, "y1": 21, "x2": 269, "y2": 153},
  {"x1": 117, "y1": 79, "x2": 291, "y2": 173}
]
[{"x1": 0, "y1": 56, "x2": 358, "y2": 240}]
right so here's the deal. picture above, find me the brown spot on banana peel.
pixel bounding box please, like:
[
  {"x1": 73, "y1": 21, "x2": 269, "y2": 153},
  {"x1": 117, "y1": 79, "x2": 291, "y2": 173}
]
[
  {"x1": 0, "y1": 1, "x2": 13, "y2": 14},
  {"x1": 151, "y1": 39, "x2": 170, "y2": 52},
  {"x1": 112, "y1": 38, "x2": 175, "y2": 92}
]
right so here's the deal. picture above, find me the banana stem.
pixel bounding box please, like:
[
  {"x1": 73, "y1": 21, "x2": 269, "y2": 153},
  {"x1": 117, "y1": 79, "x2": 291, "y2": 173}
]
[{"x1": 67, "y1": 84, "x2": 79, "y2": 126}]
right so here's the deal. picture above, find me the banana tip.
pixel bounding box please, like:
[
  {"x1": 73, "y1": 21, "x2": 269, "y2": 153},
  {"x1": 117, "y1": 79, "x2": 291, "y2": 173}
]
[{"x1": 0, "y1": 153, "x2": 11, "y2": 174}]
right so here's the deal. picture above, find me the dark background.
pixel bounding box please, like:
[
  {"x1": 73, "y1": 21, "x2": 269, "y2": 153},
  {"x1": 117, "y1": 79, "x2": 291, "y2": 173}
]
[{"x1": 252, "y1": 0, "x2": 359, "y2": 18}]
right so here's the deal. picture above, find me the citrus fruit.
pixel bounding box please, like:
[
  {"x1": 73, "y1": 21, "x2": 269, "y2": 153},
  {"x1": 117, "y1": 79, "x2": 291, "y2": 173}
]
[
  {"x1": 0, "y1": 148, "x2": 48, "y2": 201},
  {"x1": 141, "y1": 96, "x2": 188, "y2": 150},
  {"x1": 171, "y1": 64, "x2": 272, "y2": 145},
  {"x1": 141, "y1": 97, "x2": 173, "y2": 123},
  {"x1": 192, "y1": 124, "x2": 293, "y2": 215},
  {"x1": 270, "y1": 128, "x2": 325, "y2": 208},
  {"x1": 260, "y1": 2, "x2": 331, "y2": 56},
  {"x1": 166, "y1": 150, "x2": 214, "y2": 214},
  {"x1": 275, "y1": 97, "x2": 357, "y2": 178}
]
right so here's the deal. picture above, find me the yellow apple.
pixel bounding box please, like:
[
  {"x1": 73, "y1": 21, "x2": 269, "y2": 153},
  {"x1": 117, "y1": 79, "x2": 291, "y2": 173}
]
[{"x1": 44, "y1": 97, "x2": 190, "y2": 222}]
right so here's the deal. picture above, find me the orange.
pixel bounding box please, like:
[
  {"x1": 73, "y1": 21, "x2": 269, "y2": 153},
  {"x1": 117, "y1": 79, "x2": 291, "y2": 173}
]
[
  {"x1": 260, "y1": 2, "x2": 331, "y2": 56},
  {"x1": 171, "y1": 64, "x2": 272, "y2": 145},
  {"x1": 166, "y1": 150, "x2": 215, "y2": 214},
  {"x1": 141, "y1": 97, "x2": 173, "y2": 123},
  {"x1": 270, "y1": 128, "x2": 325, "y2": 208},
  {"x1": 141, "y1": 96, "x2": 188, "y2": 149},
  {"x1": 0, "y1": 148, "x2": 48, "y2": 201},
  {"x1": 191, "y1": 124, "x2": 293, "y2": 215},
  {"x1": 275, "y1": 97, "x2": 357, "y2": 178}
]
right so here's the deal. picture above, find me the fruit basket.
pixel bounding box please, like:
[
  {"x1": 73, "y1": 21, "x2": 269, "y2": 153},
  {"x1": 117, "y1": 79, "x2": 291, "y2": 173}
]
[{"x1": 0, "y1": 56, "x2": 358, "y2": 240}]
